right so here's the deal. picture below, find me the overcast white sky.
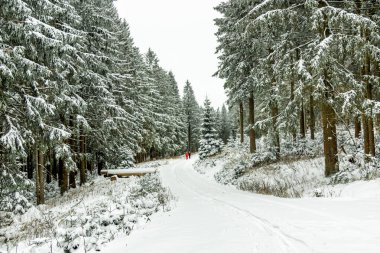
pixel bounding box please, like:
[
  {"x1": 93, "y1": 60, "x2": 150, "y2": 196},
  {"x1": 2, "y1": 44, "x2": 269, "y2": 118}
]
[{"x1": 114, "y1": 0, "x2": 227, "y2": 108}]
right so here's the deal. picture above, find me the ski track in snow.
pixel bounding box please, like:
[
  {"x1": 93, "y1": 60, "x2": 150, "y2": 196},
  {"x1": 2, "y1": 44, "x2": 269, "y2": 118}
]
[
  {"x1": 172, "y1": 165, "x2": 312, "y2": 253},
  {"x1": 103, "y1": 157, "x2": 380, "y2": 253}
]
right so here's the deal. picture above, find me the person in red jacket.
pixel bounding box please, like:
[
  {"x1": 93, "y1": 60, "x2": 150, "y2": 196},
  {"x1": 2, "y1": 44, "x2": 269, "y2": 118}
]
[{"x1": 185, "y1": 152, "x2": 189, "y2": 160}]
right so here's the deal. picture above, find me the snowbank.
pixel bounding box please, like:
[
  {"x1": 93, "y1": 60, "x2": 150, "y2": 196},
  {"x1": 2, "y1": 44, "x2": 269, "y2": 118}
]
[{"x1": 0, "y1": 173, "x2": 173, "y2": 253}]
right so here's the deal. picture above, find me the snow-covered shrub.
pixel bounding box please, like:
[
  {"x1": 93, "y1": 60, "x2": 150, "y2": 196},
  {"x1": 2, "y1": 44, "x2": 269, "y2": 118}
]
[
  {"x1": 137, "y1": 160, "x2": 169, "y2": 168},
  {"x1": 0, "y1": 165, "x2": 33, "y2": 215},
  {"x1": 281, "y1": 135, "x2": 323, "y2": 157},
  {"x1": 236, "y1": 158, "x2": 326, "y2": 198},
  {"x1": 45, "y1": 181, "x2": 61, "y2": 200},
  {"x1": 331, "y1": 154, "x2": 380, "y2": 184},
  {"x1": 129, "y1": 173, "x2": 171, "y2": 212},
  {"x1": 2, "y1": 172, "x2": 173, "y2": 252}
]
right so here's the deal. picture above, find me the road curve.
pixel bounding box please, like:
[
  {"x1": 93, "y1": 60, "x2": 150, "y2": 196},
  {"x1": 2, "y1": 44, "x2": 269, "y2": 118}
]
[{"x1": 104, "y1": 157, "x2": 380, "y2": 253}]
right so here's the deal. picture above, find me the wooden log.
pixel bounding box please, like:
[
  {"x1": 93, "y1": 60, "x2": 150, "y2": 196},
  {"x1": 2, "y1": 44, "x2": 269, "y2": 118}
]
[{"x1": 100, "y1": 168, "x2": 157, "y2": 178}]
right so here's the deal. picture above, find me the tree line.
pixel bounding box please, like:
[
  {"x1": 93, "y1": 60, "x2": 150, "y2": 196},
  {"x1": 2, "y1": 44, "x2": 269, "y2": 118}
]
[
  {"x1": 215, "y1": 0, "x2": 380, "y2": 176},
  {"x1": 0, "y1": 0, "x2": 232, "y2": 208}
]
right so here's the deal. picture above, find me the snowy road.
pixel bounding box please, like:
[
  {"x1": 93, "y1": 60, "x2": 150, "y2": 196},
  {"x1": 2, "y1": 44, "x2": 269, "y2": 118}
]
[{"x1": 103, "y1": 158, "x2": 380, "y2": 253}]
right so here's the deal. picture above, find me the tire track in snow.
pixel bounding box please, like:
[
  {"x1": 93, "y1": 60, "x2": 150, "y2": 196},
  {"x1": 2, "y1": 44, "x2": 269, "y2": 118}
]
[{"x1": 171, "y1": 162, "x2": 313, "y2": 253}]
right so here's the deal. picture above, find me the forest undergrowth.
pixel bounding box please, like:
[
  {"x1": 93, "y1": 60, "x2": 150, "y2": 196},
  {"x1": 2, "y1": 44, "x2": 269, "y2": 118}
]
[
  {"x1": 195, "y1": 130, "x2": 380, "y2": 198},
  {"x1": 0, "y1": 171, "x2": 173, "y2": 253}
]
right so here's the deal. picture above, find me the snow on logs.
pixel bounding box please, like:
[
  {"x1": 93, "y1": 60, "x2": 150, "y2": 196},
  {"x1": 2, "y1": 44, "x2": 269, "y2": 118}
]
[{"x1": 100, "y1": 168, "x2": 157, "y2": 178}]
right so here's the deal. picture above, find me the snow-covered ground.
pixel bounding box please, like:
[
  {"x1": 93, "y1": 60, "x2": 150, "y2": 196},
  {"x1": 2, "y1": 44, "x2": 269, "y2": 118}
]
[
  {"x1": 103, "y1": 155, "x2": 380, "y2": 253},
  {"x1": 4, "y1": 156, "x2": 379, "y2": 252},
  {"x1": 0, "y1": 169, "x2": 172, "y2": 253}
]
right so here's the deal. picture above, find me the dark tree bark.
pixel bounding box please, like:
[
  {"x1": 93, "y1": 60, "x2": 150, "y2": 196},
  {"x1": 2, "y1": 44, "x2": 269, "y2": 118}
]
[
  {"x1": 61, "y1": 159, "x2": 69, "y2": 195},
  {"x1": 248, "y1": 92, "x2": 256, "y2": 153},
  {"x1": 240, "y1": 101, "x2": 244, "y2": 144},
  {"x1": 27, "y1": 149, "x2": 34, "y2": 179},
  {"x1": 46, "y1": 150, "x2": 52, "y2": 184},
  {"x1": 36, "y1": 147, "x2": 45, "y2": 205},
  {"x1": 309, "y1": 94, "x2": 315, "y2": 140},
  {"x1": 52, "y1": 151, "x2": 58, "y2": 181},
  {"x1": 79, "y1": 131, "x2": 86, "y2": 186},
  {"x1": 355, "y1": 116, "x2": 361, "y2": 138},
  {"x1": 321, "y1": 98, "x2": 339, "y2": 176},
  {"x1": 69, "y1": 171, "x2": 76, "y2": 189},
  {"x1": 271, "y1": 102, "x2": 280, "y2": 158},
  {"x1": 300, "y1": 99, "x2": 306, "y2": 139},
  {"x1": 97, "y1": 152, "x2": 104, "y2": 175},
  {"x1": 69, "y1": 115, "x2": 76, "y2": 189},
  {"x1": 319, "y1": 5, "x2": 339, "y2": 176},
  {"x1": 290, "y1": 75, "x2": 296, "y2": 141}
]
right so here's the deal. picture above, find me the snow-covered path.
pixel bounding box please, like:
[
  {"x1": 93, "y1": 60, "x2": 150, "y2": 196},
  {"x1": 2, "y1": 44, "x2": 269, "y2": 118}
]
[{"x1": 103, "y1": 157, "x2": 380, "y2": 253}]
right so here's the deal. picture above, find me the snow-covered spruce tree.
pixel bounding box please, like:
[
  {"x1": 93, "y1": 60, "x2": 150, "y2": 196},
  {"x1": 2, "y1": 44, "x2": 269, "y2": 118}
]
[
  {"x1": 1, "y1": 0, "x2": 190, "y2": 207},
  {"x1": 73, "y1": 0, "x2": 144, "y2": 175},
  {"x1": 199, "y1": 98, "x2": 222, "y2": 160},
  {"x1": 144, "y1": 49, "x2": 185, "y2": 158},
  {"x1": 0, "y1": 0, "x2": 32, "y2": 175},
  {"x1": 167, "y1": 71, "x2": 187, "y2": 155},
  {"x1": 1, "y1": 0, "x2": 84, "y2": 202},
  {"x1": 183, "y1": 81, "x2": 202, "y2": 152},
  {"x1": 215, "y1": 0, "x2": 380, "y2": 177},
  {"x1": 215, "y1": 0, "x2": 262, "y2": 152}
]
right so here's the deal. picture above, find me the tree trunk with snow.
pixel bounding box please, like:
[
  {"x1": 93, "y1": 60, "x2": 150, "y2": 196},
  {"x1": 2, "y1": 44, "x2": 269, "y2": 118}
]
[
  {"x1": 321, "y1": 72, "x2": 339, "y2": 176},
  {"x1": 320, "y1": 8, "x2": 339, "y2": 176}
]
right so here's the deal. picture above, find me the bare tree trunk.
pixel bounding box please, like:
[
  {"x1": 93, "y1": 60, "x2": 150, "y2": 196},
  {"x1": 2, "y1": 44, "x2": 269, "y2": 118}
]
[
  {"x1": 240, "y1": 101, "x2": 244, "y2": 144},
  {"x1": 369, "y1": 116, "x2": 375, "y2": 156},
  {"x1": 36, "y1": 147, "x2": 45, "y2": 205},
  {"x1": 97, "y1": 152, "x2": 104, "y2": 175},
  {"x1": 310, "y1": 94, "x2": 315, "y2": 140},
  {"x1": 355, "y1": 116, "x2": 361, "y2": 138},
  {"x1": 271, "y1": 102, "x2": 280, "y2": 158},
  {"x1": 290, "y1": 77, "x2": 296, "y2": 141},
  {"x1": 79, "y1": 131, "x2": 86, "y2": 186},
  {"x1": 321, "y1": 99, "x2": 339, "y2": 176},
  {"x1": 52, "y1": 151, "x2": 57, "y2": 181},
  {"x1": 300, "y1": 99, "x2": 306, "y2": 139},
  {"x1": 46, "y1": 150, "x2": 52, "y2": 184},
  {"x1": 60, "y1": 158, "x2": 68, "y2": 195},
  {"x1": 27, "y1": 149, "x2": 34, "y2": 179},
  {"x1": 248, "y1": 92, "x2": 256, "y2": 153},
  {"x1": 320, "y1": 9, "x2": 339, "y2": 176},
  {"x1": 69, "y1": 115, "x2": 76, "y2": 189},
  {"x1": 362, "y1": 53, "x2": 375, "y2": 156}
]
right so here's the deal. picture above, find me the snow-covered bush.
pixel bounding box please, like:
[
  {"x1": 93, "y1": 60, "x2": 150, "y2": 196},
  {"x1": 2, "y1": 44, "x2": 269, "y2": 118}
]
[
  {"x1": 281, "y1": 135, "x2": 323, "y2": 157},
  {"x1": 1, "y1": 172, "x2": 173, "y2": 252},
  {"x1": 214, "y1": 145, "x2": 326, "y2": 198},
  {"x1": 0, "y1": 165, "x2": 33, "y2": 216},
  {"x1": 210, "y1": 128, "x2": 380, "y2": 198},
  {"x1": 331, "y1": 154, "x2": 380, "y2": 184},
  {"x1": 235, "y1": 158, "x2": 326, "y2": 198}
]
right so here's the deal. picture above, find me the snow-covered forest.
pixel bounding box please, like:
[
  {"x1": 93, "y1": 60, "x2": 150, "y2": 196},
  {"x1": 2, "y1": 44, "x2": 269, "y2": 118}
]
[
  {"x1": 1, "y1": 0, "x2": 380, "y2": 252},
  {"x1": 0, "y1": 0, "x2": 232, "y2": 212},
  {"x1": 215, "y1": 0, "x2": 380, "y2": 178}
]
